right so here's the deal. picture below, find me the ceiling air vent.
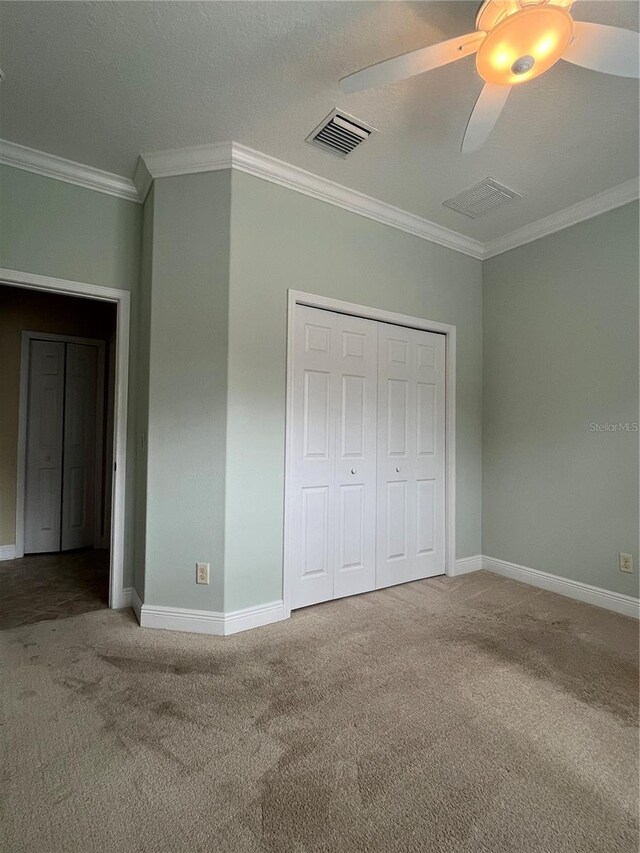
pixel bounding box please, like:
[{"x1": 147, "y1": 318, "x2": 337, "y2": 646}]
[
  {"x1": 307, "y1": 110, "x2": 375, "y2": 159},
  {"x1": 443, "y1": 178, "x2": 521, "y2": 219}
]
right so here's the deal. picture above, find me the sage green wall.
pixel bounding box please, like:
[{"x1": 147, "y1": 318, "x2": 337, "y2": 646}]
[
  {"x1": 225, "y1": 170, "x2": 483, "y2": 612},
  {"x1": 0, "y1": 164, "x2": 142, "y2": 587},
  {"x1": 144, "y1": 171, "x2": 230, "y2": 610},
  {"x1": 482, "y1": 202, "x2": 639, "y2": 597},
  {"x1": 0, "y1": 165, "x2": 140, "y2": 291}
]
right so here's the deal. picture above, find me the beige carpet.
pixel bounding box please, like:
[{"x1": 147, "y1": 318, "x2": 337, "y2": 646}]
[{"x1": 1, "y1": 571, "x2": 638, "y2": 852}]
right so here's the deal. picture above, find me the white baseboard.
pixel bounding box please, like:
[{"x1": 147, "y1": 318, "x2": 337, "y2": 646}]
[
  {"x1": 0, "y1": 544, "x2": 17, "y2": 561},
  {"x1": 483, "y1": 555, "x2": 640, "y2": 619},
  {"x1": 130, "y1": 557, "x2": 638, "y2": 637},
  {"x1": 138, "y1": 599, "x2": 287, "y2": 636},
  {"x1": 450, "y1": 555, "x2": 483, "y2": 576},
  {"x1": 222, "y1": 600, "x2": 288, "y2": 634}
]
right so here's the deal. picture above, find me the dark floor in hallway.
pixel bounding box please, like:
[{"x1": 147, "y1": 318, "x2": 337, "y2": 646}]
[{"x1": 0, "y1": 549, "x2": 109, "y2": 630}]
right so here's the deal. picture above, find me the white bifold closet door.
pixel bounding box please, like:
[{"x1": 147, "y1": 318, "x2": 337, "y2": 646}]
[
  {"x1": 290, "y1": 306, "x2": 378, "y2": 609},
  {"x1": 24, "y1": 341, "x2": 66, "y2": 554},
  {"x1": 376, "y1": 322, "x2": 446, "y2": 588},
  {"x1": 24, "y1": 340, "x2": 98, "y2": 554},
  {"x1": 61, "y1": 344, "x2": 98, "y2": 551},
  {"x1": 289, "y1": 306, "x2": 446, "y2": 610}
]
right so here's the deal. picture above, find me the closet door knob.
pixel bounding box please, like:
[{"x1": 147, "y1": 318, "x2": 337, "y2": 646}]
[
  {"x1": 395, "y1": 467, "x2": 401, "y2": 473},
  {"x1": 351, "y1": 468, "x2": 357, "y2": 475}
]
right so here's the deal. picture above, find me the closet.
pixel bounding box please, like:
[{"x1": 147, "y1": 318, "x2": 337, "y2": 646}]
[
  {"x1": 24, "y1": 339, "x2": 101, "y2": 554},
  {"x1": 288, "y1": 305, "x2": 446, "y2": 610}
]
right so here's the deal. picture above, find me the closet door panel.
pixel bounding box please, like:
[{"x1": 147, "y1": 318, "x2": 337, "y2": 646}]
[
  {"x1": 24, "y1": 341, "x2": 65, "y2": 554},
  {"x1": 385, "y1": 480, "x2": 408, "y2": 561},
  {"x1": 290, "y1": 307, "x2": 336, "y2": 608},
  {"x1": 290, "y1": 307, "x2": 378, "y2": 608},
  {"x1": 416, "y1": 478, "x2": 435, "y2": 555},
  {"x1": 333, "y1": 313, "x2": 377, "y2": 599},
  {"x1": 377, "y1": 324, "x2": 445, "y2": 588},
  {"x1": 61, "y1": 344, "x2": 98, "y2": 551},
  {"x1": 414, "y1": 331, "x2": 446, "y2": 571}
]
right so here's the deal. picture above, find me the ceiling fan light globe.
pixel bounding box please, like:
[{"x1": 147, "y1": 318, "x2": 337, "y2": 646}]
[{"x1": 476, "y1": 6, "x2": 574, "y2": 85}]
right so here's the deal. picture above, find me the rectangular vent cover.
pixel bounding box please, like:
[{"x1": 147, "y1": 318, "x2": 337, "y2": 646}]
[
  {"x1": 443, "y1": 178, "x2": 522, "y2": 219},
  {"x1": 307, "y1": 110, "x2": 374, "y2": 159}
]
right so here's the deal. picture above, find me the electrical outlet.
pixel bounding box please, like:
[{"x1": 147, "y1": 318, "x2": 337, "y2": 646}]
[
  {"x1": 619, "y1": 553, "x2": 633, "y2": 574},
  {"x1": 196, "y1": 562, "x2": 210, "y2": 584}
]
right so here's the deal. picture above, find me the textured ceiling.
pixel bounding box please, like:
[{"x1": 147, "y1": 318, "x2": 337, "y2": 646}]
[{"x1": 0, "y1": 1, "x2": 638, "y2": 240}]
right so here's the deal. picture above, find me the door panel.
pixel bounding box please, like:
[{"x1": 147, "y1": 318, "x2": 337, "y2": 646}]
[
  {"x1": 338, "y1": 484, "x2": 364, "y2": 569},
  {"x1": 332, "y1": 313, "x2": 377, "y2": 600},
  {"x1": 303, "y1": 371, "x2": 331, "y2": 458},
  {"x1": 377, "y1": 323, "x2": 446, "y2": 588},
  {"x1": 61, "y1": 344, "x2": 98, "y2": 551},
  {"x1": 301, "y1": 486, "x2": 330, "y2": 577},
  {"x1": 37, "y1": 468, "x2": 58, "y2": 536},
  {"x1": 416, "y1": 478, "x2": 435, "y2": 554},
  {"x1": 341, "y1": 375, "x2": 365, "y2": 457},
  {"x1": 290, "y1": 306, "x2": 377, "y2": 608},
  {"x1": 386, "y1": 480, "x2": 408, "y2": 560},
  {"x1": 417, "y1": 383, "x2": 436, "y2": 455},
  {"x1": 290, "y1": 308, "x2": 336, "y2": 608},
  {"x1": 387, "y1": 379, "x2": 409, "y2": 456},
  {"x1": 24, "y1": 341, "x2": 65, "y2": 553}
]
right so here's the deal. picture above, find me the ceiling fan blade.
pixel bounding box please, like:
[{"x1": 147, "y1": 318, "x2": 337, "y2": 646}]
[
  {"x1": 340, "y1": 31, "x2": 484, "y2": 94},
  {"x1": 461, "y1": 83, "x2": 511, "y2": 153},
  {"x1": 563, "y1": 22, "x2": 639, "y2": 78}
]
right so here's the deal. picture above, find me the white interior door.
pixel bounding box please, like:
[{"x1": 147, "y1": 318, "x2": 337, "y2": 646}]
[
  {"x1": 289, "y1": 306, "x2": 377, "y2": 609},
  {"x1": 376, "y1": 323, "x2": 446, "y2": 588},
  {"x1": 333, "y1": 311, "x2": 378, "y2": 600},
  {"x1": 289, "y1": 307, "x2": 334, "y2": 608},
  {"x1": 61, "y1": 344, "x2": 98, "y2": 551},
  {"x1": 24, "y1": 341, "x2": 65, "y2": 554}
]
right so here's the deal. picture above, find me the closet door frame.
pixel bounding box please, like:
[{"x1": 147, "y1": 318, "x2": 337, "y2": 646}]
[
  {"x1": 19, "y1": 332, "x2": 106, "y2": 554},
  {"x1": 283, "y1": 290, "x2": 457, "y2": 618}
]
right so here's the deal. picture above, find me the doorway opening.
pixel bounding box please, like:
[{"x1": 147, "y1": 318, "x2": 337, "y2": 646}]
[{"x1": 0, "y1": 276, "x2": 128, "y2": 630}]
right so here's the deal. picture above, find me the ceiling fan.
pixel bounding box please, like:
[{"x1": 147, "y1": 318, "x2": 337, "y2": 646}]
[{"x1": 340, "y1": 0, "x2": 640, "y2": 152}]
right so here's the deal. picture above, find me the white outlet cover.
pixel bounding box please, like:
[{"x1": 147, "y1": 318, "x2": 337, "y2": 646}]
[
  {"x1": 196, "y1": 562, "x2": 210, "y2": 584},
  {"x1": 619, "y1": 553, "x2": 633, "y2": 574}
]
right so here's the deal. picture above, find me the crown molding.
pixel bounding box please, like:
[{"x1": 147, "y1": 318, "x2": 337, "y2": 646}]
[
  {"x1": 137, "y1": 142, "x2": 639, "y2": 259},
  {"x1": 3, "y1": 137, "x2": 637, "y2": 260},
  {"x1": 230, "y1": 143, "x2": 485, "y2": 259},
  {"x1": 0, "y1": 138, "x2": 140, "y2": 203},
  {"x1": 137, "y1": 141, "x2": 485, "y2": 260},
  {"x1": 134, "y1": 141, "x2": 233, "y2": 201},
  {"x1": 132, "y1": 157, "x2": 153, "y2": 203},
  {"x1": 483, "y1": 178, "x2": 640, "y2": 259},
  {"x1": 137, "y1": 141, "x2": 232, "y2": 185}
]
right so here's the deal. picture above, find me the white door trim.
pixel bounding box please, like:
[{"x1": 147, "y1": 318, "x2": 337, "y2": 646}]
[
  {"x1": 283, "y1": 289, "x2": 456, "y2": 617},
  {"x1": 0, "y1": 268, "x2": 130, "y2": 609},
  {"x1": 18, "y1": 332, "x2": 106, "y2": 554}
]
